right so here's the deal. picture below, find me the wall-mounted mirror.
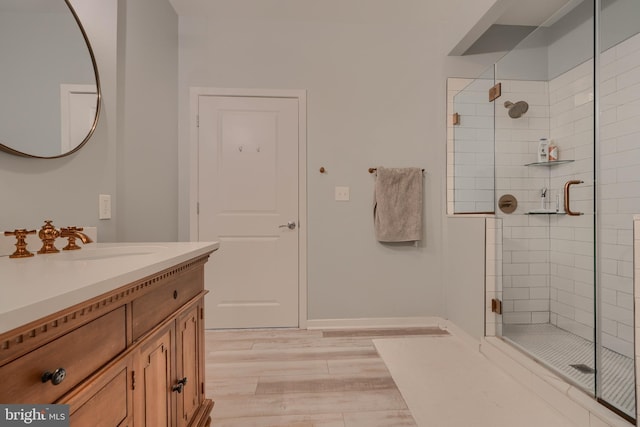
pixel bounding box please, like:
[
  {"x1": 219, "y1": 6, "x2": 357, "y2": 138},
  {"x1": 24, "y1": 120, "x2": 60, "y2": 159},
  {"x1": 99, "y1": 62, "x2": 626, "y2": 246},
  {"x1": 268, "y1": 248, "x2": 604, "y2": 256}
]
[{"x1": 0, "y1": 0, "x2": 100, "y2": 158}]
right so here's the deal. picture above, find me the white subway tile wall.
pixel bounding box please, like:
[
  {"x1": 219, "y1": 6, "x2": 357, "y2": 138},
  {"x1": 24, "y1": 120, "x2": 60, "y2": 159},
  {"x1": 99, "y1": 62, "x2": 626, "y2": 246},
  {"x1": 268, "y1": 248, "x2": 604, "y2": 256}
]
[
  {"x1": 447, "y1": 78, "x2": 495, "y2": 214},
  {"x1": 597, "y1": 33, "x2": 640, "y2": 359},
  {"x1": 547, "y1": 57, "x2": 596, "y2": 345},
  {"x1": 446, "y1": 78, "x2": 472, "y2": 215},
  {"x1": 496, "y1": 78, "x2": 553, "y2": 327}
]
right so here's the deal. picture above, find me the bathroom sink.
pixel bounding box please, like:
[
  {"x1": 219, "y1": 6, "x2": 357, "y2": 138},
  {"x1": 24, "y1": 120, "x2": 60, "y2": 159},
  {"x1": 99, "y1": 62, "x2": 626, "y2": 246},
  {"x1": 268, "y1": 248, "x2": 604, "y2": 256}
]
[{"x1": 55, "y1": 245, "x2": 167, "y2": 261}]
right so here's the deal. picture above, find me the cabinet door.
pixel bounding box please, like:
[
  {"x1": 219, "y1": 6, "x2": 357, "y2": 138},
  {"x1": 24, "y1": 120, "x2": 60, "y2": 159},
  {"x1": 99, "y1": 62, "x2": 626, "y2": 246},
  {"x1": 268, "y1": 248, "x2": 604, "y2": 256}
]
[
  {"x1": 176, "y1": 301, "x2": 203, "y2": 427},
  {"x1": 135, "y1": 325, "x2": 175, "y2": 427},
  {"x1": 61, "y1": 354, "x2": 134, "y2": 427}
]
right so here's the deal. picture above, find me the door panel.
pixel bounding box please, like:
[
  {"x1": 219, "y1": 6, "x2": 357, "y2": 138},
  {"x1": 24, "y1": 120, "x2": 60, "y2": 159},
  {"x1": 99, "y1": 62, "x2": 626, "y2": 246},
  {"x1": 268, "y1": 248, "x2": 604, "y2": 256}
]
[
  {"x1": 198, "y1": 95, "x2": 299, "y2": 329},
  {"x1": 176, "y1": 304, "x2": 200, "y2": 427},
  {"x1": 136, "y1": 326, "x2": 174, "y2": 427}
]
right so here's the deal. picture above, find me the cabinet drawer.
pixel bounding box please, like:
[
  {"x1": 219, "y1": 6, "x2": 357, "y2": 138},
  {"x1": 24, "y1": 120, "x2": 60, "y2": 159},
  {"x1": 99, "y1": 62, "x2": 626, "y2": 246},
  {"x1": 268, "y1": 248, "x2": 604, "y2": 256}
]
[
  {"x1": 0, "y1": 306, "x2": 126, "y2": 404},
  {"x1": 131, "y1": 267, "x2": 203, "y2": 340}
]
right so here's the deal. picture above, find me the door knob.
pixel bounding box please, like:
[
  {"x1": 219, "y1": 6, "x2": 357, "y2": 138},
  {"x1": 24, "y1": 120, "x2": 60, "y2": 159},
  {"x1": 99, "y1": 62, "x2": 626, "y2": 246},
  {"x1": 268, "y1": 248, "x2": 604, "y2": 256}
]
[{"x1": 279, "y1": 221, "x2": 296, "y2": 230}]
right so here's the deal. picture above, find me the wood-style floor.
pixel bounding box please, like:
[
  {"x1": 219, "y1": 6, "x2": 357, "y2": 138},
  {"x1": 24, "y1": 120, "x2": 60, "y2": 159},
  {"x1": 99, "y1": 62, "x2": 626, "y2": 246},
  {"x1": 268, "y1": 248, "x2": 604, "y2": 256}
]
[{"x1": 205, "y1": 327, "x2": 449, "y2": 427}]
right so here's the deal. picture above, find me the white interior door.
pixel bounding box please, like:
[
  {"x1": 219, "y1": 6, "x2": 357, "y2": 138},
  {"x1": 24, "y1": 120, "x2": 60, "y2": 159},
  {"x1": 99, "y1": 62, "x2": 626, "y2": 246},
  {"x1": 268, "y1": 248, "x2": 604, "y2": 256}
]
[{"x1": 198, "y1": 95, "x2": 300, "y2": 329}]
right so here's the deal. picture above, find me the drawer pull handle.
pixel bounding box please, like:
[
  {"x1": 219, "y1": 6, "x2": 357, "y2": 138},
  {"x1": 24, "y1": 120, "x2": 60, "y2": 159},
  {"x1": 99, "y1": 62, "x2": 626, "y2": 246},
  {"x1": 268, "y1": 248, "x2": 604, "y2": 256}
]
[
  {"x1": 42, "y1": 368, "x2": 66, "y2": 386},
  {"x1": 172, "y1": 377, "x2": 188, "y2": 393},
  {"x1": 173, "y1": 290, "x2": 178, "y2": 300}
]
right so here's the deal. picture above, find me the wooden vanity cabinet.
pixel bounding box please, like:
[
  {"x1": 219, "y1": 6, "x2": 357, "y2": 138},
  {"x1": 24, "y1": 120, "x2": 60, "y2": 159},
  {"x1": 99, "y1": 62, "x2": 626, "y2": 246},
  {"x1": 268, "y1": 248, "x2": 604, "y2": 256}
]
[{"x1": 0, "y1": 254, "x2": 214, "y2": 427}]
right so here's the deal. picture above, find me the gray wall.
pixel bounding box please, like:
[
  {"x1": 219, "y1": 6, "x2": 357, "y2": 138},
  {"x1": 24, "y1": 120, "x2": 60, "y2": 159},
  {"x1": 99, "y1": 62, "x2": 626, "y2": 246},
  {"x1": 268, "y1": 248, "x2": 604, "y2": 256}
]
[
  {"x1": 443, "y1": 217, "x2": 486, "y2": 339},
  {"x1": 116, "y1": 0, "x2": 179, "y2": 242},
  {"x1": 0, "y1": 0, "x2": 179, "y2": 243},
  {"x1": 0, "y1": 0, "x2": 119, "y2": 241},
  {"x1": 177, "y1": 0, "x2": 498, "y2": 322}
]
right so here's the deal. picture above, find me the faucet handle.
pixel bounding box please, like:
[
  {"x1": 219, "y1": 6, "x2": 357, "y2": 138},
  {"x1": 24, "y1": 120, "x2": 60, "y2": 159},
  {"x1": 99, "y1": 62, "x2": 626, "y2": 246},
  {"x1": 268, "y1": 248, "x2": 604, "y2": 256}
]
[{"x1": 4, "y1": 229, "x2": 36, "y2": 258}]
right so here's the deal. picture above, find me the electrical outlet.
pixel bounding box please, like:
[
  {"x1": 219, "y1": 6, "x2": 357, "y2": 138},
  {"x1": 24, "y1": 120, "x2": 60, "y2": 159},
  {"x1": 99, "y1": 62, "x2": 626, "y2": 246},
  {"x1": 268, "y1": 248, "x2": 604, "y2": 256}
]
[
  {"x1": 335, "y1": 186, "x2": 350, "y2": 201},
  {"x1": 99, "y1": 194, "x2": 111, "y2": 220}
]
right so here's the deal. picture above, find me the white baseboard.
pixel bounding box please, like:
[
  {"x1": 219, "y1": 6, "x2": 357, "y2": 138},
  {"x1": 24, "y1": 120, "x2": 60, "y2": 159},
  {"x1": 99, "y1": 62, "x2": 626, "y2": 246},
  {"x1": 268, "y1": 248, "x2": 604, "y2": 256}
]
[{"x1": 306, "y1": 316, "x2": 444, "y2": 330}]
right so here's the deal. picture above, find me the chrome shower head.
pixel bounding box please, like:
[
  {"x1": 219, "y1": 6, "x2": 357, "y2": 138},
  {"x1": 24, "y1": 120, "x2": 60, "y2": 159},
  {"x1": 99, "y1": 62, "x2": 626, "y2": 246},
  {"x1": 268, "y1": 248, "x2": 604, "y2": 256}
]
[{"x1": 503, "y1": 100, "x2": 529, "y2": 118}]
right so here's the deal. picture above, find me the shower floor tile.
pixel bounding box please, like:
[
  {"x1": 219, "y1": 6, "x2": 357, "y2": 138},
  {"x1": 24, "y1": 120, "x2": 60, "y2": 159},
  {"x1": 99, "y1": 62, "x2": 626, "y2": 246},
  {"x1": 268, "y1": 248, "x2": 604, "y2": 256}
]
[{"x1": 503, "y1": 323, "x2": 635, "y2": 418}]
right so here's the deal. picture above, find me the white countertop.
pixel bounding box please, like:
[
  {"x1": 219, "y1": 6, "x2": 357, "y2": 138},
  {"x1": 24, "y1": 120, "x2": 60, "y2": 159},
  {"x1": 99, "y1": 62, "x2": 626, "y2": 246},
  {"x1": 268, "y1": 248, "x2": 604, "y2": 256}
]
[{"x1": 0, "y1": 241, "x2": 219, "y2": 334}]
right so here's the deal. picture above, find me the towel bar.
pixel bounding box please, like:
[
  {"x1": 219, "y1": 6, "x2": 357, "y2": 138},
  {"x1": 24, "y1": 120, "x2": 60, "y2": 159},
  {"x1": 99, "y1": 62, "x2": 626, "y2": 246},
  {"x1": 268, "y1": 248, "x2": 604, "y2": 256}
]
[{"x1": 368, "y1": 168, "x2": 425, "y2": 174}]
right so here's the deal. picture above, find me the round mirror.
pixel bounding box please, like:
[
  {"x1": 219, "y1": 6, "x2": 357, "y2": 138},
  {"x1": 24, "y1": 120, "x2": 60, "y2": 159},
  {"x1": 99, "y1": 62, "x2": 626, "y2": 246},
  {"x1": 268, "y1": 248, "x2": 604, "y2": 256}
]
[{"x1": 0, "y1": 0, "x2": 101, "y2": 158}]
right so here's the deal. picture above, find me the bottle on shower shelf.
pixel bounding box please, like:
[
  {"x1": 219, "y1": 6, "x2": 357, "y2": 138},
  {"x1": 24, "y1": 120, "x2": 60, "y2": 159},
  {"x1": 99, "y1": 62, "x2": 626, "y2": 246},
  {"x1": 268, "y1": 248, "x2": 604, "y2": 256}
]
[
  {"x1": 538, "y1": 138, "x2": 549, "y2": 162},
  {"x1": 548, "y1": 140, "x2": 558, "y2": 161}
]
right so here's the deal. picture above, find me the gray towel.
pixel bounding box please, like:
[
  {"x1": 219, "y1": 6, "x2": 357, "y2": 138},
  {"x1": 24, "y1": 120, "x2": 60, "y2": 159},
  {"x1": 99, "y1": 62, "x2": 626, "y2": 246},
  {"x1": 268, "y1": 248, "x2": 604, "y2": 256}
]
[{"x1": 374, "y1": 167, "x2": 423, "y2": 242}]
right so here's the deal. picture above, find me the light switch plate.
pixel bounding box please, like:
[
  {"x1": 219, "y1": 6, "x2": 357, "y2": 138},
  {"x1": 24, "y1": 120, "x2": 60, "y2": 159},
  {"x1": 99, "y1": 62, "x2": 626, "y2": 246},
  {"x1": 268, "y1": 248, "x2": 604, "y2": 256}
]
[
  {"x1": 99, "y1": 194, "x2": 111, "y2": 220},
  {"x1": 335, "y1": 186, "x2": 350, "y2": 201}
]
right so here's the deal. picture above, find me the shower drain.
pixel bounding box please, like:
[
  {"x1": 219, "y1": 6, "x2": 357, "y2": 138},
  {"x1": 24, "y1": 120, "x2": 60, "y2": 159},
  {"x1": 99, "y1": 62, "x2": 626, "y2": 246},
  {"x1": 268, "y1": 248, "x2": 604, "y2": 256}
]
[{"x1": 570, "y1": 364, "x2": 596, "y2": 374}]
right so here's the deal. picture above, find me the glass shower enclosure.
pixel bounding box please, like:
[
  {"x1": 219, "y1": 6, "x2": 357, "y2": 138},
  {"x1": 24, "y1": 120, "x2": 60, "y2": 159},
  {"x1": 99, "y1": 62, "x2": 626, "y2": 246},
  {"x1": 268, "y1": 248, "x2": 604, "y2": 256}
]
[{"x1": 452, "y1": 0, "x2": 640, "y2": 421}]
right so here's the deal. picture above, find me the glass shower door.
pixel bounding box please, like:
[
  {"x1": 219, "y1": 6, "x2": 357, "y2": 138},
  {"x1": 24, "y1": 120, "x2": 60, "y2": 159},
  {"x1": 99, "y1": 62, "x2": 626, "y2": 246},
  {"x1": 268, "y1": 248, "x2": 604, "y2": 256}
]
[
  {"x1": 494, "y1": 0, "x2": 601, "y2": 413},
  {"x1": 596, "y1": 0, "x2": 640, "y2": 419}
]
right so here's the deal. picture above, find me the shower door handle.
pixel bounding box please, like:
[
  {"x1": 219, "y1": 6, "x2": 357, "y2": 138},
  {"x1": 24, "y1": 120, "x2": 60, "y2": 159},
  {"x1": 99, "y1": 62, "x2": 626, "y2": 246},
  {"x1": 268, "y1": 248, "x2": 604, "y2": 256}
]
[{"x1": 564, "y1": 180, "x2": 584, "y2": 216}]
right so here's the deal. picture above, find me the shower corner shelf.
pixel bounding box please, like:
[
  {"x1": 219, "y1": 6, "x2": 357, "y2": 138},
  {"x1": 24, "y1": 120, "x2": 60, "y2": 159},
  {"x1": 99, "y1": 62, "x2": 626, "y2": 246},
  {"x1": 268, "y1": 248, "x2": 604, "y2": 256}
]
[{"x1": 524, "y1": 159, "x2": 575, "y2": 167}]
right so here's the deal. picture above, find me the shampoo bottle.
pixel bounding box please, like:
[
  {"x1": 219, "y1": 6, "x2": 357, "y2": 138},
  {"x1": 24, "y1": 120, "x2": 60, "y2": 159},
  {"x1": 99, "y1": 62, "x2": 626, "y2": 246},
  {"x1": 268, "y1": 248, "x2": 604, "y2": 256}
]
[{"x1": 538, "y1": 138, "x2": 549, "y2": 162}]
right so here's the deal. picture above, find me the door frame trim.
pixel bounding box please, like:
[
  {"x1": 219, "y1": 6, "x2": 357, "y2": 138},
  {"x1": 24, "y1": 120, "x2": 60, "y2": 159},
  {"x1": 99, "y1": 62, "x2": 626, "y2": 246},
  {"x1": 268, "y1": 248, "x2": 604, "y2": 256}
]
[{"x1": 188, "y1": 87, "x2": 308, "y2": 328}]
